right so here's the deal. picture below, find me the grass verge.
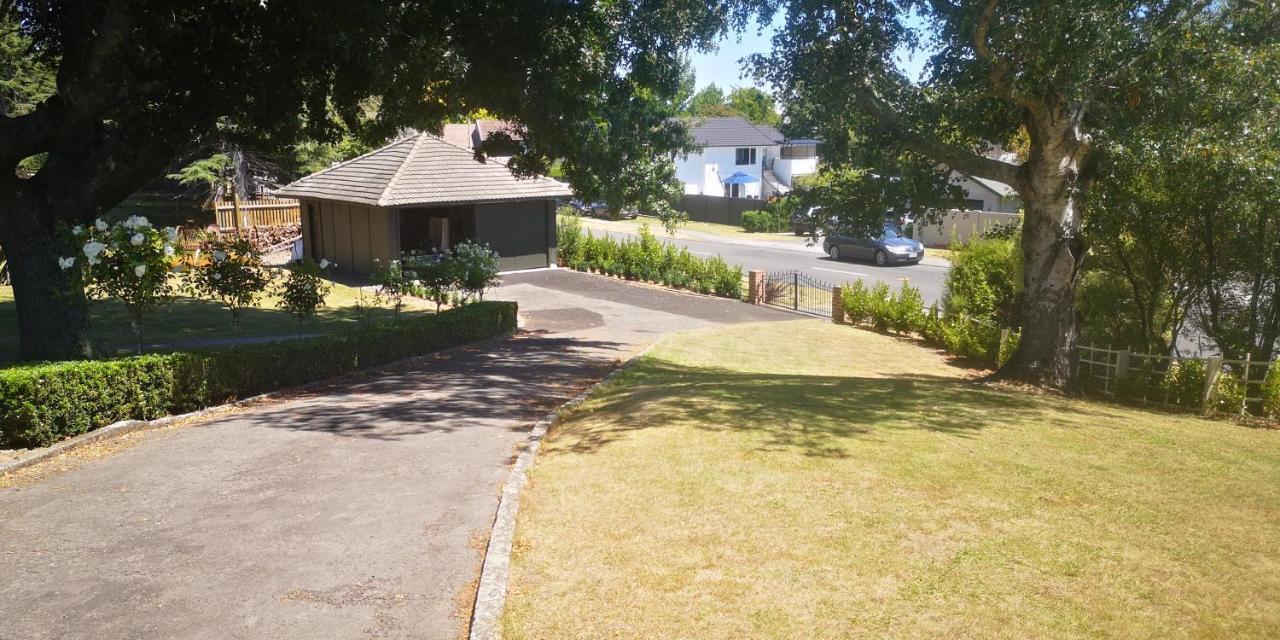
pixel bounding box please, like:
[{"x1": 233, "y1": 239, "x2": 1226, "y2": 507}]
[
  {"x1": 572, "y1": 214, "x2": 810, "y2": 245},
  {"x1": 504, "y1": 319, "x2": 1280, "y2": 639}
]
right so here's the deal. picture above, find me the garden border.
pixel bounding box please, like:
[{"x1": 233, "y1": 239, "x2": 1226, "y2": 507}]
[
  {"x1": 468, "y1": 342, "x2": 656, "y2": 640},
  {"x1": 0, "y1": 335, "x2": 513, "y2": 478}
]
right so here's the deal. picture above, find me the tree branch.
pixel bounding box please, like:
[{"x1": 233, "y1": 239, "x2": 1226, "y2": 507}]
[
  {"x1": 849, "y1": 84, "x2": 1025, "y2": 188},
  {"x1": 972, "y1": 0, "x2": 1041, "y2": 112}
]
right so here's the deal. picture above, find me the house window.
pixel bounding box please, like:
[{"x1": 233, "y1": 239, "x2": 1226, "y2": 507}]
[
  {"x1": 735, "y1": 148, "x2": 756, "y2": 165},
  {"x1": 962, "y1": 198, "x2": 985, "y2": 211},
  {"x1": 723, "y1": 183, "x2": 743, "y2": 198}
]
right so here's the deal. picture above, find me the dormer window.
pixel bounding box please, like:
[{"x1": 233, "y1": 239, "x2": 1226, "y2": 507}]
[{"x1": 735, "y1": 148, "x2": 757, "y2": 165}]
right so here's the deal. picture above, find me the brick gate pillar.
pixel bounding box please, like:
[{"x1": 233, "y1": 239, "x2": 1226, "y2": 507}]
[
  {"x1": 831, "y1": 286, "x2": 845, "y2": 324},
  {"x1": 748, "y1": 270, "x2": 766, "y2": 305}
]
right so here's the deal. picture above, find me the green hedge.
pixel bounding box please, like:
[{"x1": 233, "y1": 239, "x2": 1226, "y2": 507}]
[
  {"x1": 0, "y1": 301, "x2": 517, "y2": 448},
  {"x1": 558, "y1": 217, "x2": 743, "y2": 299},
  {"x1": 741, "y1": 209, "x2": 788, "y2": 233},
  {"x1": 842, "y1": 279, "x2": 1005, "y2": 366}
]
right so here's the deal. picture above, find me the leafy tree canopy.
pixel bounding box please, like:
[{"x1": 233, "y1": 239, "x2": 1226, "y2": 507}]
[
  {"x1": 755, "y1": 0, "x2": 1279, "y2": 386},
  {"x1": 0, "y1": 0, "x2": 769, "y2": 361},
  {"x1": 685, "y1": 82, "x2": 781, "y2": 126}
]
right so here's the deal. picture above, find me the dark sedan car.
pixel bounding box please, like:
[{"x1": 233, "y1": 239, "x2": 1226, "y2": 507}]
[{"x1": 823, "y1": 225, "x2": 924, "y2": 266}]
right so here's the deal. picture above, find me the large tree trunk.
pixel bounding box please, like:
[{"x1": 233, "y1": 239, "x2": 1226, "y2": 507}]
[
  {"x1": 0, "y1": 201, "x2": 92, "y2": 361},
  {"x1": 990, "y1": 108, "x2": 1089, "y2": 388}
]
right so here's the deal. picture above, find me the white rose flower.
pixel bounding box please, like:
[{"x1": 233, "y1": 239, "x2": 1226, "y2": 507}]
[
  {"x1": 134, "y1": 264, "x2": 147, "y2": 277},
  {"x1": 59, "y1": 257, "x2": 76, "y2": 270},
  {"x1": 72, "y1": 225, "x2": 84, "y2": 236},
  {"x1": 319, "y1": 259, "x2": 330, "y2": 269},
  {"x1": 164, "y1": 245, "x2": 175, "y2": 257},
  {"x1": 212, "y1": 250, "x2": 227, "y2": 262},
  {"x1": 95, "y1": 219, "x2": 108, "y2": 232},
  {"x1": 83, "y1": 241, "x2": 106, "y2": 260},
  {"x1": 133, "y1": 215, "x2": 151, "y2": 228},
  {"x1": 212, "y1": 272, "x2": 223, "y2": 280},
  {"x1": 130, "y1": 233, "x2": 145, "y2": 246}
]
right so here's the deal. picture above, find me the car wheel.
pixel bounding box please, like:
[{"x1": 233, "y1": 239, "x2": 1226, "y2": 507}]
[
  {"x1": 875, "y1": 250, "x2": 888, "y2": 266},
  {"x1": 828, "y1": 245, "x2": 841, "y2": 260}
]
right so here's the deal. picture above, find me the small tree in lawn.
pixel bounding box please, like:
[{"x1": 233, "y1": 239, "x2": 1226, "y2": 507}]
[
  {"x1": 407, "y1": 250, "x2": 454, "y2": 313},
  {"x1": 191, "y1": 236, "x2": 272, "y2": 340},
  {"x1": 275, "y1": 258, "x2": 334, "y2": 337},
  {"x1": 371, "y1": 257, "x2": 421, "y2": 323},
  {"x1": 447, "y1": 241, "x2": 500, "y2": 303},
  {"x1": 69, "y1": 215, "x2": 183, "y2": 354}
]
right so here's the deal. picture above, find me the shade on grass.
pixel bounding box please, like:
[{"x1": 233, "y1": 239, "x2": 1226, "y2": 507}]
[
  {"x1": 0, "y1": 282, "x2": 435, "y2": 362},
  {"x1": 504, "y1": 319, "x2": 1280, "y2": 639}
]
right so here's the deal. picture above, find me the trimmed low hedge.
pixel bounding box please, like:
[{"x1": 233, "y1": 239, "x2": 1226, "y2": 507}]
[
  {"x1": 557, "y1": 217, "x2": 743, "y2": 299},
  {"x1": 0, "y1": 301, "x2": 517, "y2": 448}
]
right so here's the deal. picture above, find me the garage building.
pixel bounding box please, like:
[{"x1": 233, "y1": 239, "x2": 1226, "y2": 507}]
[{"x1": 276, "y1": 133, "x2": 571, "y2": 275}]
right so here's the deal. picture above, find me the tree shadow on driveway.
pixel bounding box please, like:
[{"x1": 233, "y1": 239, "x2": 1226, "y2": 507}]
[{"x1": 223, "y1": 334, "x2": 630, "y2": 441}]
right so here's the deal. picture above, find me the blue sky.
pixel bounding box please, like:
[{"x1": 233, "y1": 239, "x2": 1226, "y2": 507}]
[{"x1": 689, "y1": 14, "x2": 931, "y2": 93}]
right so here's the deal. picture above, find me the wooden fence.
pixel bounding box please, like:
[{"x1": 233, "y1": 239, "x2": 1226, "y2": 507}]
[
  {"x1": 676, "y1": 194, "x2": 763, "y2": 227},
  {"x1": 1076, "y1": 344, "x2": 1275, "y2": 415},
  {"x1": 213, "y1": 197, "x2": 300, "y2": 230}
]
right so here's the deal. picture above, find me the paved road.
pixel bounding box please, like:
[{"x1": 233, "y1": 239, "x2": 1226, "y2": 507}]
[
  {"x1": 578, "y1": 218, "x2": 951, "y2": 304},
  {"x1": 0, "y1": 270, "x2": 789, "y2": 640}
]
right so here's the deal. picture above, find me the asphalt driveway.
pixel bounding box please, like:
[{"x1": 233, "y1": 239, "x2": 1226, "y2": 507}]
[{"x1": 0, "y1": 269, "x2": 788, "y2": 640}]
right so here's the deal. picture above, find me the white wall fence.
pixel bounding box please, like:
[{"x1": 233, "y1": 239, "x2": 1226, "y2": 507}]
[
  {"x1": 1076, "y1": 344, "x2": 1275, "y2": 416},
  {"x1": 912, "y1": 209, "x2": 1020, "y2": 247}
]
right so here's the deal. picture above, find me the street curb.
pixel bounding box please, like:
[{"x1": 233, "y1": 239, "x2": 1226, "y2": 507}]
[
  {"x1": 468, "y1": 343, "x2": 656, "y2": 640},
  {"x1": 0, "y1": 333, "x2": 516, "y2": 479},
  {"x1": 0, "y1": 391, "x2": 281, "y2": 477}
]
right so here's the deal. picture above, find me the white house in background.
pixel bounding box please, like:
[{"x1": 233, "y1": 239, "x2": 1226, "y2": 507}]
[
  {"x1": 672, "y1": 117, "x2": 819, "y2": 200},
  {"x1": 951, "y1": 171, "x2": 1021, "y2": 212}
]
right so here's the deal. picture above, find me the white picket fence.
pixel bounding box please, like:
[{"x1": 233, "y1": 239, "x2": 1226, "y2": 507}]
[{"x1": 1077, "y1": 344, "x2": 1276, "y2": 415}]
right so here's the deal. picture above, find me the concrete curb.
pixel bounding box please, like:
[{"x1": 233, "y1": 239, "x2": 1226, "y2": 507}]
[
  {"x1": 0, "y1": 333, "x2": 516, "y2": 478},
  {"x1": 0, "y1": 391, "x2": 281, "y2": 477},
  {"x1": 468, "y1": 343, "x2": 656, "y2": 640}
]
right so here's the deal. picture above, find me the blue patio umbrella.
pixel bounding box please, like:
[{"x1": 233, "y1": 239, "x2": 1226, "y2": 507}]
[{"x1": 722, "y1": 171, "x2": 759, "y2": 185}]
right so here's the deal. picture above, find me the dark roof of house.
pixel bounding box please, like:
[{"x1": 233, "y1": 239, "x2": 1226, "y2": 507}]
[
  {"x1": 276, "y1": 134, "x2": 571, "y2": 207},
  {"x1": 682, "y1": 116, "x2": 785, "y2": 147}
]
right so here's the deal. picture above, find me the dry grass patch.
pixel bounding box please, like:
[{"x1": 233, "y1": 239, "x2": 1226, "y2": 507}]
[{"x1": 504, "y1": 319, "x2": 1280, "y2": 639}]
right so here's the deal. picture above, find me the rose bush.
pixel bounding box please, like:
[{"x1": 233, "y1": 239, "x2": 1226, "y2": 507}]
[
  {"x1": 66, "y1": 215, "x2": 183, "y2": 353},
  {"x1": 189, "y1": 236, "x2": 272, "y2": 337}
]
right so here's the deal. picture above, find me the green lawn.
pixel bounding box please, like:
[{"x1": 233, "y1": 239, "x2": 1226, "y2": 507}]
[
  {"x1": 505, "y1": 320, "x2": 1280, "y2": 639},
  {"x1": 0, "y1": 280, "x2": 436, "y2": 361},
  {"x1": 572, "y1": 214, "x2": 811, "y2": 245}
]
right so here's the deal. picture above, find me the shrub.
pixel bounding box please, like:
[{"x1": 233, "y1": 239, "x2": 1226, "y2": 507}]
[
  {"x1": 1263, "y1": 361, "x2": 1280, "y2": 419},
  {"x1": 888, "y1": 281, "x2": 926, "y2": 334},
  {"x1": 448, "y1": 240, "x2": 501, "y2": 301},
  {"x1": 0, "y1": 302, "x2": 517, "y2": 448},
  {"x1": 868, "y1": 282, "x2": 893, "y2": 332},
  {"x1": 741, "y1": 197, "x2": 797, "y2": 233},
  {"x1": 942, "y1": 235, "x2": 1022, "y2": 326},
  {"x1": 1160, "y1": 359, "x2": 1207, "y2": 409},
  {"x1": 997, "y1": 327, "x2": 1019, "y2": 366},
  {"x1": 841, "y1": 281, "x2": 873, "y2": 325},
  {"x1": 371, "y1": 257, "x2": 421, "y2": 323},
  {"x1": 71, "y1": 215, "x2": 184, "y2": 353},
  {"x1": 191, "y1": 235, "x2": 272, "y2": 334},
  {"x1": 557, "y1": 213, "x2": 585, "y2": 269},
  {"x1": 1210, "y1": 369, "x2": 1247, "y2": 417},
  {"x1": 940, "y1": 317, "x2": 1000, "y2": 364},
  {"x1": 275, "y1": 258, "x2": 335, "y2": 336},
  {"x1": 556, "y1": 223, "x2": 743, "y2": 299}
]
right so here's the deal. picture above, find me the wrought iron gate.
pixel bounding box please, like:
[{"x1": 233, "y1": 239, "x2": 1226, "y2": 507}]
[{"x1": 763, "y1": 270, "x2": 834, "y2": 317}]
